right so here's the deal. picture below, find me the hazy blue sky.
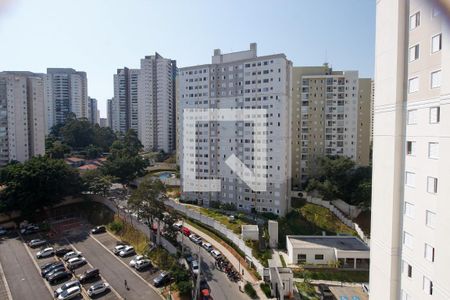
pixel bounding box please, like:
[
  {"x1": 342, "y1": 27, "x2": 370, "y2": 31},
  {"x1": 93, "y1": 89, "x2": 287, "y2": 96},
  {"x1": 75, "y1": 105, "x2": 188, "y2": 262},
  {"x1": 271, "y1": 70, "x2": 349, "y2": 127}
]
[{"x1": 0, "y1": 0, "x2": 375, "y2": 117}]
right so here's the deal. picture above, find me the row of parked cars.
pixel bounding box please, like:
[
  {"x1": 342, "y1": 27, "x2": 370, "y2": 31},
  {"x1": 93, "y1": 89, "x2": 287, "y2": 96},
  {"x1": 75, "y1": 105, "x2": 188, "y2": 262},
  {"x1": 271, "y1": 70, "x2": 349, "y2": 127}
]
[{"x1": 174, "y1": 222, "x2": 222, "y2": 260}]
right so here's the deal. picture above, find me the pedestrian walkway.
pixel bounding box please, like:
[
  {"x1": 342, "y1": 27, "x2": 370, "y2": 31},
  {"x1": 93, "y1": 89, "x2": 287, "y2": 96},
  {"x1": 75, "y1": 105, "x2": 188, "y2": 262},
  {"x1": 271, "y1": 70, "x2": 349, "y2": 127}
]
[
  {"x1": 294, "y1": 277, "x2": 365, "y2": 287},
  {"x1": 0, "y1": 260, "x2": 12, "y2": 300}
]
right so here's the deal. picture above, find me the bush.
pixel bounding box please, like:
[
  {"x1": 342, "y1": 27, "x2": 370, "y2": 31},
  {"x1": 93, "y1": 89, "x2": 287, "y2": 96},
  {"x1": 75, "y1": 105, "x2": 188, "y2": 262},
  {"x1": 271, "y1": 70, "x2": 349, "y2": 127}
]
[
  {"x1": 260, "y1": 283, "x2": 271, "y2": 298},
  {"x1": 108, "y1": 220, "x2": 124, "y2": 233},
  {"x1": 244, "y1": 283, "x2": 257, "y2": 299},
  {"x1": 176, "y1": 280, "x2": 192, "y2": 296}
]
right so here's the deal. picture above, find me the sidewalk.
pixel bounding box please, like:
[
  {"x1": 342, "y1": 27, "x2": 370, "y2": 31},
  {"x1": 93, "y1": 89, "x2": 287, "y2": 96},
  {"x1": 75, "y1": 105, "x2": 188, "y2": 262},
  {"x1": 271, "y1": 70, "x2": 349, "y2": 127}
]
[
  {"x1": 183, "y1": 223, "x2": 268, "y2": 299},
  {"x1": 293, "y1": 277, "x2": 364, "y2": 287},
  {"x1": 0, "y1": 258, "x2": 12, "y2": 300}
]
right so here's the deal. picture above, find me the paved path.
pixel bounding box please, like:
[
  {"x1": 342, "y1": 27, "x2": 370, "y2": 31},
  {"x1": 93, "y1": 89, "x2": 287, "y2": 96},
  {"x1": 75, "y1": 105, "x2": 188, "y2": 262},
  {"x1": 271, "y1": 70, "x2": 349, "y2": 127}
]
[
  {"x1": 0, "y1": 233, "x2": 52, "y2": 300},
  {"x1": 0, "y1": 250, "x2": 12, "y2": 300}
]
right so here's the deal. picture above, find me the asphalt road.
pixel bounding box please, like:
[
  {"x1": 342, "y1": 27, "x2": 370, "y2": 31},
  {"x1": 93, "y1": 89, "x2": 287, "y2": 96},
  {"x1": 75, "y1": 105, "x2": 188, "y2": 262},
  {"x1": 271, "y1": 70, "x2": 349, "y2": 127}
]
[
  {"x1": 68, "y1": 232, "x2": 161, "y2": 300},
  {"x1": 0, "y1": 233, "x2": 52, "y2": 300}
]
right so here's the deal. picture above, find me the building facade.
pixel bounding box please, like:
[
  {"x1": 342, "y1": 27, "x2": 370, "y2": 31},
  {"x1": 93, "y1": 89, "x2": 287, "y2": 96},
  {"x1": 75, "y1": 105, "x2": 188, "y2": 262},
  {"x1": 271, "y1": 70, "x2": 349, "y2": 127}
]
[
  {"x1": 88, "y1": 97, "x2": 99, "y2": 125},
  {"x1": 138, "y1": 53, "x2": 176, "y2": 153},
  {"x1": 45, "y1": 68, "x2": 88, "y2": 131},
  {"x1": 291, "y1": 65, "x2": 372, "y2": 189},
  {"x1": 178, "y1": 43, "x2": 292, "y2": 216},
  {"x1": 370, "y1": 1, "x2": 450, "y2": 299},
  {"x1": 112, "y1": 68, "x2": 140, "y2": 133},
  {"x1": 107, "y1": 98, "x2": 113, "y2": 128},
  {"x1": 0, "y1": 72, "x2": 46, "y2": 165}
]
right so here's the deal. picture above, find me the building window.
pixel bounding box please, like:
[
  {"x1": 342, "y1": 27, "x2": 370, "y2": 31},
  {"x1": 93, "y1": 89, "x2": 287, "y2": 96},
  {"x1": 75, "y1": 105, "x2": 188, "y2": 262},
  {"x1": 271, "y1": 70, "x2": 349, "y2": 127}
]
[
  {"x1": 428, "y1": 142, "x2": 439, "y2": 159},
  {"x1": 405, "y1": 172, "x2": 415, "y2": 187},
  {"x1": 410, "y1": 11, "x2": 420, "y2": 30},
  {"x1": 403, "y1": 231, "x2": 413, "y2": 249},
  {"x1": 427, "y1": 176, "x2": 438, "y2": 194},
  {"x1": 406, "y1": 141, "x2": 416, "y2": 155},
  {"x1": 409, "y1": 44, "x2": 419, "y2": 62},
  {"x1": 403, "y1": 261, "x2": 413, "y2": 278},
  {"x1": 429, "y1": 106, "x2": 440, "y2": 124},
  {"x1": 297, "y1": 254, "x2": 306, "y2": 263},
  {"x1": 314, "y1": 254, "x2": 324, "y2": 260},
  {"x1": 423, "y1": 276, "x2": 433, "y2": 295},
  {"x1": 408, "y1": 109, "x2": 418, "y2": 124},
  {"x1": 432, "y1": 34, "x2": 442, "y2": 53},
  {"x1": 401, "y1": 290, "x2": 411, "y2": 300},
  {"x1": 431, "y1": 70, "x2": 441, "y2": 88},
  {"x1": 408, "y1": 77, "x2": 419, "y2": 93},
  {"x1": 426, "y1": 210, "x2": 436, "y2": 228},
  {"x1": 404, "y1": 202, "x2": 415, "y2": 218},
  {"x1": 424, "y1": 243, "x2": 435, "y2": 262}
]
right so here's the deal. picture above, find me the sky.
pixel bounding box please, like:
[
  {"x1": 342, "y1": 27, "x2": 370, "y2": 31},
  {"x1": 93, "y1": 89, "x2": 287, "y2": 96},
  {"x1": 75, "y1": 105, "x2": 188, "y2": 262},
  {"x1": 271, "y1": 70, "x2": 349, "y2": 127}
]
[{"x1": 0, "y1": 0, "x2": 375, "y2": 117}]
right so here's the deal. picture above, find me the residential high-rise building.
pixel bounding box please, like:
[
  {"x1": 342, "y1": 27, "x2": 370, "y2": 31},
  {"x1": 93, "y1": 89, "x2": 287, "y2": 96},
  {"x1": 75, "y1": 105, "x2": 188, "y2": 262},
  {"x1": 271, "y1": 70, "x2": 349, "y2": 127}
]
[
  {"x1": 290, "y1": 65, "x2": 372, "y2": 189},
  {"x1": 178, "y1": 43, "x2": 292, "y2": 216},
  {"x1": 88, "y1": 97, "x2": 99, "y2": 124},
  {"x1": 370, "y1": 1, "x2": 449, "y2": 299},
  {"x1": 0, "y1": 72, "x2": 46, "y2": 165},
  {"x1": 138, "y1": 53, "x2": 176, "y2": 153},
  {"x1": 99, "y1": 118, "x2": 107, "y2": 128},
  {"x1": 107, "y1": 98, "x2": 113, "y2": 128},
  {"x1": 112, "y1": 68, "x2": 140, "y2": 133},
  {"x1": 45, "y1": 68, "x2": 88, "y2": 131}
]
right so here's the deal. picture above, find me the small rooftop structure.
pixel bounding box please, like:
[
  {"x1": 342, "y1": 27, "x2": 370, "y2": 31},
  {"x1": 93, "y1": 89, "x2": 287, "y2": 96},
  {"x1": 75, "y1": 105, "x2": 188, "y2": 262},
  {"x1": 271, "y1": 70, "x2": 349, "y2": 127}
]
[
  {"x1": 241, "y1": 225, "x2": 259, "y2": 241},
  {"x1": 287, "y1": 236, "x2": 369, "y2": 251}
]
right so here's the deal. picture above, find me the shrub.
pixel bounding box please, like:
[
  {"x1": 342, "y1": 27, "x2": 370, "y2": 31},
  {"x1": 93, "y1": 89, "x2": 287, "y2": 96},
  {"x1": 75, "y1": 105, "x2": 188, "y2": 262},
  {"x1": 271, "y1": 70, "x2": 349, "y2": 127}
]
[
  {"x1": 108, "y1": 220, "x2": 124, "y2": 233},
  {"x1": 260, "y1": 283, "x2": 272, "y2": 298},
  {"x1": 244, "y1": 283, "x2": 257, "y2": 299},
  {"x1": 176, "y1": 280, "x2": 192, "y2": 296}
]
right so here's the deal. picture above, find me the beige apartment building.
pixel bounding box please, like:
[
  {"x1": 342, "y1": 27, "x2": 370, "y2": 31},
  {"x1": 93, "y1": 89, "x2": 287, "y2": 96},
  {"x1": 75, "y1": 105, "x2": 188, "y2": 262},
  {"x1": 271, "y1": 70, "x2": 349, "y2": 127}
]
[
  {"x1": 370, "y1": 0, "x2": 450, "y2": 299},
  {"x1": 291, "y1": 65, "x2": 372, "y2": 189}
]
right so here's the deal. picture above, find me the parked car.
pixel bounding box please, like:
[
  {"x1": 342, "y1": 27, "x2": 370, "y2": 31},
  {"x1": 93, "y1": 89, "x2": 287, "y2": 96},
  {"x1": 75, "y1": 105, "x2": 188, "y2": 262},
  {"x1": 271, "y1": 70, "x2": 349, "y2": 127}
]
[
  {"x1": 21, "y1": 225, "x2": 39, "y2": 235},
  {"x1": 91, "y1": 226, "x2": 106, "y2": 234},
  {"x1": 201, "y1": 242, "x2": 213, "y2": 252},
  {"x1": 184, "y1": 254, "x2": 196, "y2": 264},
  {"x1": 135, "y1": 259, "x2": 152, "y2": 271},
  {"x1": 181, "y1": 227, "x2": 191, "y2": 236},
  {"x1": 36, "y1": 247, "x2": 54, "y2": 259},
  {"x1": 129, "y1": 255, "x2": 145, "y2": 268},
  {"x1": 54, "y1": 280, "x2": 80, "y2": 298},
  {"x1": 318, "y1": 284, "x2": 333, "y2": 300},
  {"x1": 40, "y1": 261, "x2": 58, "y2": 270},
  {"x1": 57, "y1": 285, "x2": 80, "y2": 299},
  {"x1": 113, "y1": 245, "x2": 126, "y2": 255},
  {"x1": 153, "y1": 271, "x2": 170, "y2": 287},
  {"x1": 210, "y1": 250, "x2": 222, "y2": 260},
  {"x1": 119, "y1": 245, "x2": 135, "y2": 257},
  {"x1": 0, "y1": 228, "x2": 7, "y2": 236},
  {"x1": 63, "y1": 251, "x2": 81, "y2": 261},
  {"x1": 45, "y1": 266, "x2": 66, "y2": 280},
  {"x1": 67, "y1": 257, "x2": 87, "y2": 270},
  {"x1": 173, "y1": 222, "x2": 182, "y2": 230},
  {"x1": 41, "y1": 262, "x2": 64, "y2": 277},
  {"x1": 191, "y1": 260, "x2": 199, "y2": 275},
  {"x1": 28, "y1": 239, "x2": 47, "y2": 248},
  {"x1": 79, "y1": 268, "x2": 100, "y2": 283},
  {"x1": 189, "y1": 234, "x2": 202, "y2": 244},
  {"x1": 200, "y1": 279, "x2": 210, "y2": 300},
  {"x1": 55, "y1": 247, "x2": 72, "y2": 257},
  {"x1": 87, "y1": 281, "x2": 110, "y2": 297}
]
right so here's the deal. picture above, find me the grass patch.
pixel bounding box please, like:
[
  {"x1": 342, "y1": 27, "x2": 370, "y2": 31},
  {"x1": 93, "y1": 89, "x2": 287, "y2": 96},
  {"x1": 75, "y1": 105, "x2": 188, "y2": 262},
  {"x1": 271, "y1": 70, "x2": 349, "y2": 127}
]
[
  {"x1": 107, "y1": 216, "x2": 149, "y2": 254},
  {"x1": 244, "y1": 283, "x2": 257, "y2": 299},
  {"x1": 296, "y1": 282, "x2": 319, "y2": 300},
  {"x1": 280, "y1": 254, "x2": 287, "y2": 267},
  {"x1": 189, "y1": 206, "x2": 249, "y2": 234},
  {"x1": 165, "y1": 186, "x2": 181, "y2": 198},
  {"x1": 260, "y1": 283, "x2": 272, "y2": 298},
  {"x1": 294, "y1": 269, "x2": 369, "y2": 283},
  {"x1": 246, "y1": 240, "x2": 272, "y2": 268}
]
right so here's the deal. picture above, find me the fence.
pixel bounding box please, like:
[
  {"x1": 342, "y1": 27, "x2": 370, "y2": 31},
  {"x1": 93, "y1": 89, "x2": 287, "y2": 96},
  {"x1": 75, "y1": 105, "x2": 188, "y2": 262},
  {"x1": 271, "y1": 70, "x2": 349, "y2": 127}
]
[
  {"x1": 301, "y1": 194, "x2": 370, "y2": 246},
  {"x1": 164, "y1": 200, "x2": 265, "y2": 276}
]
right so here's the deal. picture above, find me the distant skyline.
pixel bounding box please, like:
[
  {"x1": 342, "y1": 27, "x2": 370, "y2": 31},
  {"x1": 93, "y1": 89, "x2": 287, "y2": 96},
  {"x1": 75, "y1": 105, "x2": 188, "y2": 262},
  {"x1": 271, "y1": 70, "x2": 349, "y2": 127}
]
[{"x1": 0, "y1": 0, "x2": 375, "y2": 117}]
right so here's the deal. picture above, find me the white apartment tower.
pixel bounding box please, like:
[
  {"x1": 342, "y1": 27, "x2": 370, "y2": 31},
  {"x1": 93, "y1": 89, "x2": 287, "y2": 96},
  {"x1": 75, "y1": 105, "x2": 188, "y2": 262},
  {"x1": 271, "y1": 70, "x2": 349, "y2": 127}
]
[
  {"x1": 138, "y1": 53, "x2": 176, "y2": 153},
  {"x1": 112, "y1": 68, "x2": 140, "y2": 133},
  {"x1": 370, "y1": 1, "x2": 450, "y2": 299},
  {"x1": 178, "y1": 43, "x2": 292, "y2": 216},
  {"x1": 0, "y1": 72, "x2": 46, "y2": 165},
  {"x1": 45, "y1": 68, "x2": 88, "y2": 131},
  {"x1": 88, "y1": 97, "x2": 100, "y2": 125}
]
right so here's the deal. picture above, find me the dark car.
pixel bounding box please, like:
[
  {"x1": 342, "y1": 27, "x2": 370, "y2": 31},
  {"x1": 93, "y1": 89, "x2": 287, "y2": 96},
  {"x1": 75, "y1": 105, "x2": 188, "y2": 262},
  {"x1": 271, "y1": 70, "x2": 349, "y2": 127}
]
[
  {"x1": 41, "y1": 262, "x2": 64, "y2": 277},
  {"x1": 40, "y1": 261, "x2": 58, "y2": 270},
  {"x1": 79, "y1": 268, "x2": 100, "y2": 283},
  {"x1": 48, "y1": 271, "x2": 72, "y2": 285},
  {"x1": 153, "y1": 271, "x2": 170, "y2": 287},
  {"x1": 200, "y1": 279, "x2": 210, "y2": 300},
  {"x1": 318, "y1": 284, "x2": 333, "y2": 299},
  {"x1": 45, "y1": 266, "x2": 66, "y2": 280},
  {"x1": 55, "y1": 247, "x2": 72, "y2": 257},
  {"x1": 91, "y1": 226, "x2": 106, "y2": 234}
]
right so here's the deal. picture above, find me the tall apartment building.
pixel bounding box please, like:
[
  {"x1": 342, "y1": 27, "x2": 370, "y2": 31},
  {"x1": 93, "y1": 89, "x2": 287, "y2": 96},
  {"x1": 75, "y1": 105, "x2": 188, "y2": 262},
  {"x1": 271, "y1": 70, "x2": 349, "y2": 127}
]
[
  {"x1": 0, "y1": 72, "x2": 46, "y2": 165},
  {"x1": 291, "y1": 65, "x2": 372, "y2": 189},
  {"x1": 112, "y1": 68, "x2": 140, "y2": 133},
  {"x1": 45, "y1": 68, "x2": 88, "y2": 131},
  {"x1": 370, "y1": 1, "x2": 449, "y2": 299},
  {"x1": 88, "y1": 97, "x2": 99, "y2": 125},
  {"x1": 138, "y1": 53, "x2": 176, "y2": 153},
  {"x1": 178, "y1": 43, "x2": 292, "y2": 216},
  {"x1": 107, "y1": 98, "x2": 113, "y2": 128}
]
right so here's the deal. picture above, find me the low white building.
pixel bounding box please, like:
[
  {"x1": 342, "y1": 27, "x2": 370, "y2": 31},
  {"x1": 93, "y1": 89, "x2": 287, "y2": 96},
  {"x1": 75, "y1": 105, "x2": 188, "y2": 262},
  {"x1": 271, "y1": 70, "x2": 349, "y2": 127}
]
[
  {"x1": 241, "y1": 225, "x2": 259, "y2": 241},
  {"x1": 286, "y1": 235, "x2": 369, "y2": 269}
]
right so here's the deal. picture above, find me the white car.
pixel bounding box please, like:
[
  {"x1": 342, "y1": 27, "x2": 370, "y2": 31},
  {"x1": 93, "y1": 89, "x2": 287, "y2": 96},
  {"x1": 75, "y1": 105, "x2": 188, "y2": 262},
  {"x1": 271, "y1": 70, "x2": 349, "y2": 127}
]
[
  {"x1": 201, "y1": 242, "x2": 213, "y2": 252},
  {"x1": 191, "y1": 260, "x2": 199, "y2": 275},
  {"x1": 210, "y1": 249, "x2": 222, "y2": 260},
  {"x1": 36, "y1": 247, "x2": 54, "y2": 259},
  {"x1": 113, "y1": 245, "x2": 126, "y2": 255},
  {"x1": 119, "y1": 245, "x2": 135, "y2": 257},
  {"x1": 135, "y1": 259, "x2": 152, "y2": 271},
  {"x1": 54, "y1": 280, "x2": 80, "y2": 298},
  {"x1": 67, "y1": 257, "x2": 86, "y2": 270},
  {"x1": 57, "y1": 286, "x2": 81, "y2": 300},
  {"x1": 129, "y1": 255, "x2": 145, "y2": 268},
  {"x1": 173, "y1": 222, "x2": 183, "y2": 230},
  {"x1": 87, "y1": 281, "x2": 110, "y2": 297},
  {"x1": 189, "y1": 234, "x2": 202, "y2": 244},
  {"x1": 63, "y1": 251, "x2": 81, "y2": 261}
]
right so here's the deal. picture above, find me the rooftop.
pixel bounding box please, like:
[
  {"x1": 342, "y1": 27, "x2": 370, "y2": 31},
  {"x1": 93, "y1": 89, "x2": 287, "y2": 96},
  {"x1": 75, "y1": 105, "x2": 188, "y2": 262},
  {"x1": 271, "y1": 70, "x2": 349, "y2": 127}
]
[{"x1": 287, "y1": 235, "x2": 369, "y2": 251}]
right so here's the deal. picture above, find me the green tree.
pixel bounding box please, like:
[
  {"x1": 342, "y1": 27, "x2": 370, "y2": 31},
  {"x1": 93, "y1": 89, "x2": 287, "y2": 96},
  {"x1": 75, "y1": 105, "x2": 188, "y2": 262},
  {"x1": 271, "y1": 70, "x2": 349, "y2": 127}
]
[
  {"x1": 0, "y1": 156, "x2": 83, "y2": 218},
  {"x1": 60, "y1": 117, "x2": 95, "y2": 148},
  {"x1": 46, "y1": 140, "x2": 71, "y2": 159},
  {"x1": 85, "y1": 144, "x2": 102, "y2": 159},
  {"x1": 101, "y1": 155, "x2": 148, "y2": 186},
  {"x1": 93, "y1": 125, "x2": 116, "y2": 152},
  {"x1": 82, "y1": 169, "x2": 116, "y2": 196}
]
